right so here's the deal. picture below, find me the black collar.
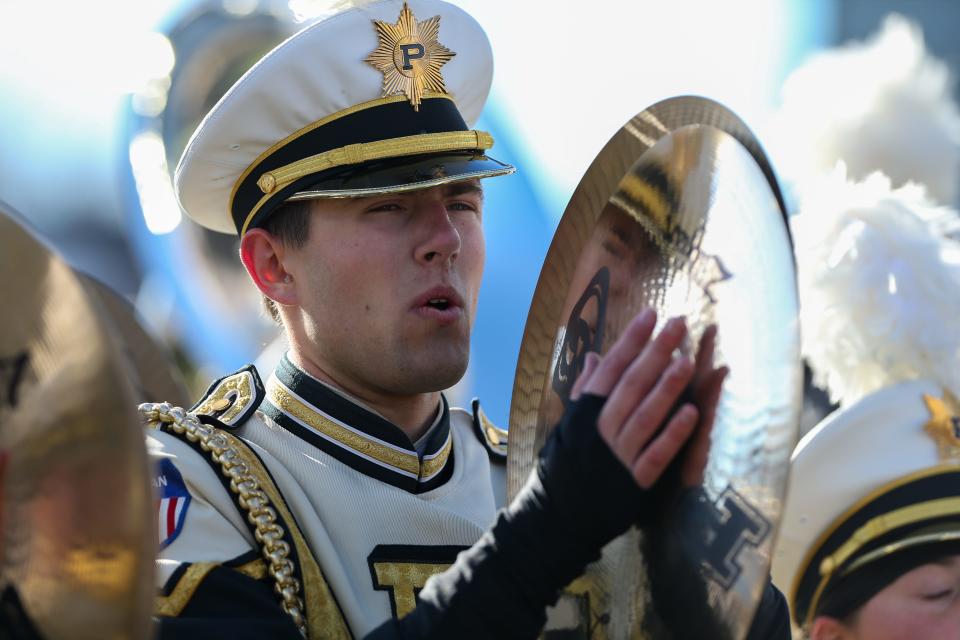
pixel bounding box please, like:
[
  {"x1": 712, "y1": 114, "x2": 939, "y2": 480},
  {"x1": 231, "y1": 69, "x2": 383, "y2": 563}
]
[{"x1": 260, "y1": 354, "x2": 454, "y2": 493}]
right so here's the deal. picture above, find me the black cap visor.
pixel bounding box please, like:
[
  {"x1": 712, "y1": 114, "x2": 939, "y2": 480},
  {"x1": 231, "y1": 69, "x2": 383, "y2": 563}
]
[{"x1": 288, "y1": 151, "x2": 515, "y2": 199}]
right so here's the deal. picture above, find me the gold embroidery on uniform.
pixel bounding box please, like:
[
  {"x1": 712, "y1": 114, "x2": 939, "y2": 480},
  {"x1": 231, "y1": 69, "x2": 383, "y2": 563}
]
[
  {"x1": 419, "y1": 429, "x2": 452, "y2": 480},
  {"x1": 155, "y1": 562, "x2": 218, "y2": 617},
  {"x1": 231, "y1": 433, "x2": 350, "y2": 638},
  {"x1": 141, "y1": 402, "x2": 351, "y2": 638},
  {"x1": 268, "y1": 380, "x2": 421, "y2": 475},
  {"x1": 477, "y1": 404, "x2": 508, "y2": 453},
  {"x1": 371, "y1": 560, "x2": 452, "y2": 618},
  {"x1": 154, "y1": 559, "x2": 274, "y2": 618},
  {"x1": 234, "y1": 557, "x2": 269, "y2": 581},
  {"x1": 193, "y1": 371, "x2": 255, "y2": 425}
]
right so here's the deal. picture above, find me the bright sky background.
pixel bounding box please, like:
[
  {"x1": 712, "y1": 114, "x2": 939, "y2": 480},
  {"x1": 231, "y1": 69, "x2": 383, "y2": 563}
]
[
  {"x1": 0, "y1": 0, "x2": 835, "y2": 229},
  {"x1": 0, "y1": 0, "x2": 838, "y2": 421}
]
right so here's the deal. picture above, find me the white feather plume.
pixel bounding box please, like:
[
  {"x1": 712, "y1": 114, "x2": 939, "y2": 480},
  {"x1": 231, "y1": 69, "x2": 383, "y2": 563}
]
[
  {"x1": 793, "y1": 164, "x2": 960, "y2": 406},
  {"x1": 772, "y1": 14, "x2": 960, "y2": 206}
]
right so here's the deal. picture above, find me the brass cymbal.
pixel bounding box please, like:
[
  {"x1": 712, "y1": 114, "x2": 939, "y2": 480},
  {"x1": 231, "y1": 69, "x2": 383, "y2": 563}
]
[
  {"x1": 76, "y1": 273, "x2": 190, "y2": 408},
  {"x1": 0, "y1": 204, "x2": 155, "y2": 639},
  {"x1": 508, "y1": 97, "x2": 802, "y2": 639}
]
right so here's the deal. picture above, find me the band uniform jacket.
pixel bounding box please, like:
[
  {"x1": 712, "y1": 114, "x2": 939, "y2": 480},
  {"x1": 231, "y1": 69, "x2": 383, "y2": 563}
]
[{"x1": 147, "y1": 354, "x2": 508, "y2": 638}]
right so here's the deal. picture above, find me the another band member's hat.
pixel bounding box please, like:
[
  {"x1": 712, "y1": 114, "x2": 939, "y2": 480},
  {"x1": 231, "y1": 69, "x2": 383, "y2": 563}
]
[
  {"x1": 175, "y1": 0, "x2": 514, "y2": 236},
  {"x1": 773, "y1": 380, "x2": 960, "y2": 627},
  {"x1": 772, "y1": 166, "x2": 960, "y2": 627}
]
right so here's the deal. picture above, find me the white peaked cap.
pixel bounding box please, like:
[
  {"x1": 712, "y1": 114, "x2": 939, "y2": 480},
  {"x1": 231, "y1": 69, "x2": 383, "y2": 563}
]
[
  {"x1": 772, "y1": 380, "x2": 960, "y2": 627},
  {"x1": 175, "y1": 0, "x2": 513, "y2": 235}
]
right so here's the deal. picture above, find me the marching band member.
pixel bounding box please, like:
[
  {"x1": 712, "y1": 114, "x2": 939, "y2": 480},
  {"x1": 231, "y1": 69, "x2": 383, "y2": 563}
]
[
  {"x1": 142, "y1": 1, "x2": 788, "y2": 637},
  {"x1": 774, "y1": 162, "x2": 960, "y2": 638}
]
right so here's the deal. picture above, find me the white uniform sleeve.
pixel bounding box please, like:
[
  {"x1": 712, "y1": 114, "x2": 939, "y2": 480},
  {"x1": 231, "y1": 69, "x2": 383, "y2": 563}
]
[{"x1": 146, "y1": 429, "x2": 257, "y2": 588}]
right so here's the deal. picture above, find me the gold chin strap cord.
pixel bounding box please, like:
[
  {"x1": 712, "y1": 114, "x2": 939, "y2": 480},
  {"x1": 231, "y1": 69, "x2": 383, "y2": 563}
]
[
  {"x1": 239, "y1": 130, "x2": 495, "y2": 235},
  {"x1": 256, "y1": 130, "x2": 494, "y2": 196}
]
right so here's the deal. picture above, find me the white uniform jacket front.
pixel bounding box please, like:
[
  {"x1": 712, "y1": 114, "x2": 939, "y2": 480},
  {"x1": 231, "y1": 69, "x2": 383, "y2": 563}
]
[{"x1": 147, "y1": 354, "x2": 508, "y2": 638}]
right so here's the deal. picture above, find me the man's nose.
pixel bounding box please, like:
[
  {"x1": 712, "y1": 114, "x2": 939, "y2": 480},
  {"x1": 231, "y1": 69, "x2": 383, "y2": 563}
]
[{"x1": 414, "y1": 201, "x2": 461, "y2": 264}]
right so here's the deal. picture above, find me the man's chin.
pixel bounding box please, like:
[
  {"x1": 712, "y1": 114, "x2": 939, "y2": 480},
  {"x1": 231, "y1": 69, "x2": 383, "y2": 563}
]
[{"x1": 402, "y1": 348, "x2": 469, "y2": 393}]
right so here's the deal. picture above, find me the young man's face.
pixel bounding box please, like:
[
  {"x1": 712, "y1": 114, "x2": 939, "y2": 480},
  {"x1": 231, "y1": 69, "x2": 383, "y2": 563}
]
[
  {"x1": 283, "y1": 180, "x2": 485, "y2": 397},
  {"x1": 813, "y1": 554, "x2": 960, "y2": 640}
]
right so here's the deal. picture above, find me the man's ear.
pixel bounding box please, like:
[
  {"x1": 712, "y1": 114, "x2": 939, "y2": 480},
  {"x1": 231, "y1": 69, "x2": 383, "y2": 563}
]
[
  {"x1": 239, "y1": 228, "x2": 298, "y2": 307},
  {"x1": 810, "y1": 615, "x2": 851, "y2": 640}
]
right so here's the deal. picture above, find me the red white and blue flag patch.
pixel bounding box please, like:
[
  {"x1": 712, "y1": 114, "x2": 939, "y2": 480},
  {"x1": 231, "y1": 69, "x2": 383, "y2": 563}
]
[{"x1": 155, "y1": 458, "x2": 191, "y2": 549}]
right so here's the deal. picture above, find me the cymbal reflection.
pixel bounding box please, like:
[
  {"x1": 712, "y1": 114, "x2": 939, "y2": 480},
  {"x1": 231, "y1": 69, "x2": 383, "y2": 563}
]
[{"x1": 509, "y1": 97, "x2": 801, "y2": 639}]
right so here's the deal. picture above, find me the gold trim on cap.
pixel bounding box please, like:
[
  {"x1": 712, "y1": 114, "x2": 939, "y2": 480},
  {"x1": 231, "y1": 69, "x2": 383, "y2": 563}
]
[
  {"x1": 284, "y1": 164, "x2": 515, "y2": 201},
  {"x1": 844, "y1": 529, "x2": 960, "y2": 577},
  {"x1": 805, "y1": 497, "x2": 960, "y2": 626},
  {"x1": 240, "y1": 129, "x2": 494, "y2": 235},
  {"x1": 792, "y1": 464, "x2": 960, "y2": 626},
  {"x1": 228, "y1": 92, "x2": 452, "y2": 219},
  {"x1": 257, "y1": 130, "x2": 494, "y2": 196},
  {"x1": 818, "y1": 497, "x2": 960, "y2": 577}
]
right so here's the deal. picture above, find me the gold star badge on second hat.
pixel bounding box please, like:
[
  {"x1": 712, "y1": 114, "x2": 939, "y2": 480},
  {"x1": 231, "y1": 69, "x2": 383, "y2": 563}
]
[
  {"x1": 365, "y1": 2, "x2": 455, "y2": 110},
  {"x1": 923, "y1": 391, "x2": 960, "y2": 460}
]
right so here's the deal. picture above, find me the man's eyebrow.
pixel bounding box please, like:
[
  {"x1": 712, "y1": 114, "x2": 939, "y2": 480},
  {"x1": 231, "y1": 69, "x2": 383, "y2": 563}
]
[{"x1": 444, "y1": 181, "x2": 484, "y2": 199}]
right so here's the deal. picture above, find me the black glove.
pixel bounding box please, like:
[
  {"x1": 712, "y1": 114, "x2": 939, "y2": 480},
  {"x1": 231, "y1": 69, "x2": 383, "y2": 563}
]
[{"x1": 367, "y1": 393, "x2": 653, "y2": 640}]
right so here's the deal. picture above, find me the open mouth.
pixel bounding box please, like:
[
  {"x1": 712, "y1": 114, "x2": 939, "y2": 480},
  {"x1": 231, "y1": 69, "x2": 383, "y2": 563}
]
[{"x1": 426, "y1": 298, "x2": 451, "y2": 311}]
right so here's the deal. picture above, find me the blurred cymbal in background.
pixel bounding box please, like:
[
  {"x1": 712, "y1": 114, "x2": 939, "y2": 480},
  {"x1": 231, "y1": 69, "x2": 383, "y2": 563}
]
[{"x1": 0, "y1": 204, "x2": 155, "y2": 640}]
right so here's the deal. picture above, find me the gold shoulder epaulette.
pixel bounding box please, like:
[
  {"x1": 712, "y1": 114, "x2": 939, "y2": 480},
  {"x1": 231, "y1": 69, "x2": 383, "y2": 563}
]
[
  {"x1": 190, "y1": 365, "x2": 265, "y2": 427},
  {"x1": 471, "y1": 398, "x2": 508, "y2": 460}
]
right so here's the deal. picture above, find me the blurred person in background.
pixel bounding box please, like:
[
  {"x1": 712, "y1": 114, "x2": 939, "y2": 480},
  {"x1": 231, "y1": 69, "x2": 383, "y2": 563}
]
[{"x1": 773, "y1": 109, "x2": 960, "y2": 637}]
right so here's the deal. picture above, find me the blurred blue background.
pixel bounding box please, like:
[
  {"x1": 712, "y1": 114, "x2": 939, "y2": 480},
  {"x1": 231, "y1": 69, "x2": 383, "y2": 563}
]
[{"x1": 0, "y1": 0, "x2": 957, "y2": 426}]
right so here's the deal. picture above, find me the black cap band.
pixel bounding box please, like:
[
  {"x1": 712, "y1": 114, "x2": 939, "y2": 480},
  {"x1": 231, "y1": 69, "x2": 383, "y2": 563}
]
[
  {"x1": 230, "y1": 95, "x2": 468, "y2": 234},
  {"x1": 794, "y1": 468, "x2": 960, "y2": 625}
]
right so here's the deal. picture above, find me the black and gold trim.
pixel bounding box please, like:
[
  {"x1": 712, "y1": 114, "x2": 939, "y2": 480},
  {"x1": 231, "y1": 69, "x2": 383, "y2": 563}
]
[
  {"x1": 261, "y1": 355, "x2": 455, "y2": 493},
  {"x1": 792, "y1": 464, "x2": 960, "y2": 626},
  {"x1": 230, "y1": 93, "x2": 513, "y2": 236},
  {"x1": 156, "y1": 550, "x2": 267, "y2": 617},
  {"x1": 154, "y1": 549, "x2": 304, "y2": 638},
  {"x1": 190, "y1": 365, "x2": 265, "y2": 427},
  {"x1": 367, "y1": 544, "x2": 467, "y2": 619},
  {"x1": 156, "y1": 417, "x2": 352, "y2": 638},
  {"x1": 471, "y1": 398, "x2": 507, "y2": 461}
]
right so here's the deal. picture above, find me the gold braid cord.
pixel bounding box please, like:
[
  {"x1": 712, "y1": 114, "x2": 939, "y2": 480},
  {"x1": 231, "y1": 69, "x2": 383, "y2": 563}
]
[{"x1": 141, "y1": 402, "x2": 308, "y2": 637}]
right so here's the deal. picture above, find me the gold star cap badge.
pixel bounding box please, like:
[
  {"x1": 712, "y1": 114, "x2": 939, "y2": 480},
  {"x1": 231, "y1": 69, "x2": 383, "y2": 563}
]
[
  {"x1": 365, "y1": 2, "x2": 455, "y2": 110},
  {"x1": 923, "y1": 392, "x2": 960, "y2": 461}
]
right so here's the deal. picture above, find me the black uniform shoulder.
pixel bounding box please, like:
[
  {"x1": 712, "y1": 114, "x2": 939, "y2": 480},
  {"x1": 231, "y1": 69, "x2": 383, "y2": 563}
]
[
  {"x1": 470, "y1": 398, "x2": 508, "y2": 462},
  {"x1": 157, "y1": 550, "x2": 301, "y2": 640},
  {"x1": 190, "y1": 364, "x2": 265, "y2": 428}
]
